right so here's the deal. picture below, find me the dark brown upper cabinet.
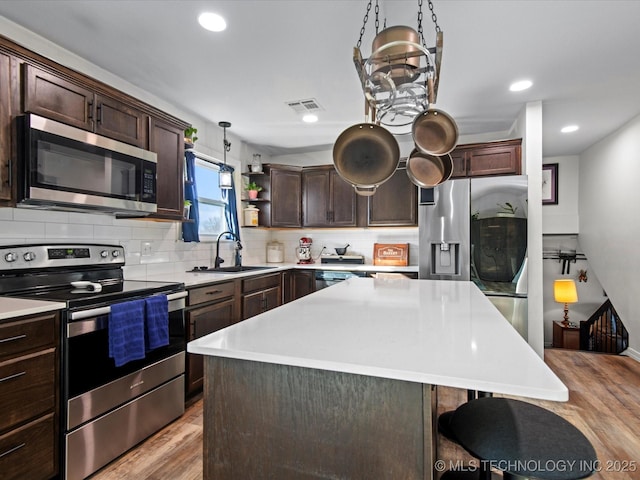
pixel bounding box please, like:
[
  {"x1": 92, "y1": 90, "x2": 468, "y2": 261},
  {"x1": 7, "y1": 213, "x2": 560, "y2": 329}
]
[
  {"x1": 0, "y1": 51, "x2": 13, "y2": 202},
  {"x1": 258, "y1": 165, "x2": 302, "y2": 228},
  {"x1": 148, "y1": 117, "x2": 184, "y2": 220},
  {"x1": 23, "y1": 64, "x2": 147, "y2": 148},
  {"x1": 303, "y1": 166, "x2": 357, "y2": 227},
  {"x1": 450, "y1": 138, "x2": 522, "y2": 178},
  {"x1": 364, "y1": 161, "x2": 417, "y2": 227}
]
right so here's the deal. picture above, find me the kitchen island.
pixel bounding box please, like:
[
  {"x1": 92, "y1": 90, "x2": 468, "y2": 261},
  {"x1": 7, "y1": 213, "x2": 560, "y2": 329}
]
[{"x1": 188, "y1": 277, "x2": 567, "y2": 480}]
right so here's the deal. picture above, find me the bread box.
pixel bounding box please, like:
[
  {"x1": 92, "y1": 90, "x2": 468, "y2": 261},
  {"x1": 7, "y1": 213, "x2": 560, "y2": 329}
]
[{"x1": 373, "y1": 243, "x2": 409, "y2": 266}]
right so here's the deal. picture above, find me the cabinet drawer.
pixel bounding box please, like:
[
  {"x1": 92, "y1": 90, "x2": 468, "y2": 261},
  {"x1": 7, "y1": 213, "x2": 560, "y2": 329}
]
[
  {"x1": 0, "y1": 349, "x2": 56, "y2": 432},
  {"x1": 242, "y1": 273, "x2": 281, "y2": 294},
  {"x1": 0, "y1": 312, "x2": 57, "y2": 361},
  {"x1": 188, "y1": 281, "x2": 235, "y2": 306},
  {"x1": 0, "y1": 413, "x2": 56, "y2": 480}
]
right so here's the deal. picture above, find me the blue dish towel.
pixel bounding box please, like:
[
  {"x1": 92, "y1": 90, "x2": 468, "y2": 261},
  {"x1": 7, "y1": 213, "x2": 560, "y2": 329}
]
[
  {"x1": 145, "y1": 294, "x2": 169, "y2": 350},
  {"x1": 108, "y1": 299, "x2": 146, "y2": 367}
]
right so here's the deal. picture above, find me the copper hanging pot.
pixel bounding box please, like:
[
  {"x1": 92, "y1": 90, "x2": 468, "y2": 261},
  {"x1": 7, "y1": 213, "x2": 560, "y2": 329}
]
[
  {"x1": 333, "y1": 123, "x2": 400, "y2": 196},
  {"x1": 412, "y1": 108, "x2": 459, "y2": 156},
  {"x1": 405, "y1": 148, "x2": 453, "y2": 188},
  {"x1": 370, "y1": 26, "x2": 422, "y2": 84}
]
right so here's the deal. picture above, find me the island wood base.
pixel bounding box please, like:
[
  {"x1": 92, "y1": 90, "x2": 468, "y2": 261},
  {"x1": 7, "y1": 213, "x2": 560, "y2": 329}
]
[{"x1": 204, "y1": 356, "x2": 437, "y2": 480}]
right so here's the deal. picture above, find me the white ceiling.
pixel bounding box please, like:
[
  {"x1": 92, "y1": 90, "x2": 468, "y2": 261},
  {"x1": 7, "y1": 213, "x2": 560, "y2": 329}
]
[{"x1": 1, "y1": 0, "x2": 640, "y2": 158}]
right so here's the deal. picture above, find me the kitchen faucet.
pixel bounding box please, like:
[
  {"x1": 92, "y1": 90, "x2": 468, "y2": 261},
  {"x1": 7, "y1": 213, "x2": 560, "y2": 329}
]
[{"x1": 214, "y1": 231, "x2": 242, "y2": 269}]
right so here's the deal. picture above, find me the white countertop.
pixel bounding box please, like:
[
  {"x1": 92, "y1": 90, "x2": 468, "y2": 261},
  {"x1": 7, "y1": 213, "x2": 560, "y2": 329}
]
[
  {"x1": 188, "y1": 277, "x2": 568, "y2": 401},
  {"x1": 0, "y1": 297, "x2": 66, "y2": 320},
  {"x1": 146, "y1": 263, "x2": 418, "y2": 287}
]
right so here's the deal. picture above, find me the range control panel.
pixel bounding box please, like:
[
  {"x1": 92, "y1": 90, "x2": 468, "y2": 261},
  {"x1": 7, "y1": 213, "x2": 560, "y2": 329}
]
[{"x1": 0, "y1": 244, "x2": 125, "y2": 270}]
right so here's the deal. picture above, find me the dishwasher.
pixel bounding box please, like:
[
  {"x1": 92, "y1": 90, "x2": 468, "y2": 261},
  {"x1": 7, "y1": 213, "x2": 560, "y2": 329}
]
[{"x1": 315, "y1": 270, "x2": 369, "y2": 290}]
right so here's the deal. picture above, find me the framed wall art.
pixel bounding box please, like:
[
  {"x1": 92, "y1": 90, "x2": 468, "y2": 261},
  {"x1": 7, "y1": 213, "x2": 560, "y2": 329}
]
[{"x1": 542, "y1": 163, "x2": 558, "y2": 205}]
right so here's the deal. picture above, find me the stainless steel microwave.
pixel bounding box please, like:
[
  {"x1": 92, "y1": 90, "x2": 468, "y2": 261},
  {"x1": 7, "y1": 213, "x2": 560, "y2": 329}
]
[{"x1": 18, "y1": 113, "x2": 157, "y2": 215}]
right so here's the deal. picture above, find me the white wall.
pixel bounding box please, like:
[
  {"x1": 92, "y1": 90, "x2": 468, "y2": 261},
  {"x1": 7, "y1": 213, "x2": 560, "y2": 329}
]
[
  {"x1": 543, "y1": 156, "x2": 580, "y2": 234},
  {"x1": 578, "y1": 113, "x2": 640, "y2": 359}
]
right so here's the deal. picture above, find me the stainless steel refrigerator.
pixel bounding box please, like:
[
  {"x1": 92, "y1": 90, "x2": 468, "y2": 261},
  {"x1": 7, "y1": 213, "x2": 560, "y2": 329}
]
[{"x1": 418, "y1": 176, "x2": 528, "y2": 338}]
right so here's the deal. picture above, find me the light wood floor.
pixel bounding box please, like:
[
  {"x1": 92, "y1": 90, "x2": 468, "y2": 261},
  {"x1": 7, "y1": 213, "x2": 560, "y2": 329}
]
[{"x1": 90, "y1": 349, "x2": 640, "y2": 479}]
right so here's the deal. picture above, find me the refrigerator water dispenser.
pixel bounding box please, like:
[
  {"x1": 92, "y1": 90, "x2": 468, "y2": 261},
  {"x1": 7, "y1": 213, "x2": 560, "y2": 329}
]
[{"x1": 430, "y1": 242, "x2": 460, "y2": 275}]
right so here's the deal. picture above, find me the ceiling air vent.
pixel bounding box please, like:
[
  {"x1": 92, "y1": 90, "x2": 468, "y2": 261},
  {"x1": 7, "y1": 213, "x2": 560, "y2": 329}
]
[{"x1": 286, "y1": 98, "x2": 323, "y2": 113}]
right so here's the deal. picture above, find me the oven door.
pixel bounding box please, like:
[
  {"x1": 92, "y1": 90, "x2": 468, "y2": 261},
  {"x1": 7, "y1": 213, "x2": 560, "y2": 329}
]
[
  {"x1": 20, "y1": 113, "x2": 157, "y2": 215},
  {"x1": 64, "y1": 291, "x2": 186, "y2": 430}
]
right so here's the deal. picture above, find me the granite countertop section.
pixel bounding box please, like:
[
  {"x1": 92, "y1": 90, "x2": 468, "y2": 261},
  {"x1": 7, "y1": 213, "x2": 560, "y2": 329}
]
[
  {"x1": 188, "y1": 277, "x2": 568, "y2": 402},
  {"x1": 144, "y1": 263, "x2": 419, "y2": 288},
  {"x1": 0, "y1": 297, "x2": 66, "y2": 320}
]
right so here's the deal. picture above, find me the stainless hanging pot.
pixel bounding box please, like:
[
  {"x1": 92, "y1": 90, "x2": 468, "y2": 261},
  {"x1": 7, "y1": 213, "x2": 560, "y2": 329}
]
[
  {"x1": 406, "y1": 148, "x2": 453, "y2": 188},
  {"x1": 333, "y1": 123, "x2": 400, "y2": 196},
  {"x1": 412, "y1": 108, "x2": 459, "y2": 156}
]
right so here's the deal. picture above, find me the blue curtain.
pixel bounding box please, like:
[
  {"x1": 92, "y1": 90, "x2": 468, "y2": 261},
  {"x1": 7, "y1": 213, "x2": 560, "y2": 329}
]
[{"x1": 182, "y1": 151, "x2": 200, "y2": 242}]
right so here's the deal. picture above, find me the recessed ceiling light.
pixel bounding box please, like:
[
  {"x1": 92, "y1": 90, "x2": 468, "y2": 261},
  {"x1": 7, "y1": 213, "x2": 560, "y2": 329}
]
[
  {"x1": 509, "y1": 80, "x2": 533, "y2": 92},
  {"x1": 198, "y1": 12, "x2": 226, "y2": 32},
  {"x1": 561, "y1": 125, "x2": 579, "y2": 133},
  {"x1": 302, "y1": 114, "x2": 318, "y2": 123}
]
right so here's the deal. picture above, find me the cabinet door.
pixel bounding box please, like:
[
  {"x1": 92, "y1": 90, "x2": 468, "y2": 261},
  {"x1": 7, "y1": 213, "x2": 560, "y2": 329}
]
[
  {"x1": 330, "y1": 170, "x2": 357, "y2": 226},
  {"x1": 94, "y1": 94, "x2": 147, "y2": 148},
  {"x1": 302, "y1": 169, "x2": 330, "y2": 227},
  {"x1": 286, "y1": 270, "x2": 315, "y2": 303},
  {"x1": 271, "y1": 168, "x2": 301, "y2": 227},
  {"x1": 23, "y1": 64, "x2": 93, "y2": 131},
  {"x1": 468, "y1": 143, "x2": 521, "y2": 177},
  {"x1": 0, "y1": 52, "x2": 11, "y2": 201},
  {"x1": 449, "y1": 148, "x2": 467, "y2": 178},
  {"x1": 263, "y1": 286, "x2": 281, "y2": 313},
  {"x1": 367, "y1": 164, "x2": 417, "y2": 226},
  {"x1": 148, "y1": 117, "x2": 184, "y2": 219},
  {"x1": 242, "y1": 291, "x2": 266, "y2": 320},
  {"x1": 186, "y1": 298, "x2": 235, "y2": 395}
]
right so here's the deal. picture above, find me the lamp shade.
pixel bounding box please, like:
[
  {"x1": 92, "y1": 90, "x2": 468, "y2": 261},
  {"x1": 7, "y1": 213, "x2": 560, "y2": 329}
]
[
  {"x1": 554, "y1": 279, "x2": 578, "y2": 304},
  {"x1": 219, "y1": 169, "x2": 232, "y2": 189}
]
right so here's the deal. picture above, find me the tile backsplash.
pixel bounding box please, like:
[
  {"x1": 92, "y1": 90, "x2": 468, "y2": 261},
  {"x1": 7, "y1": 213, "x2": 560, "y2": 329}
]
[{"x1": 1, "y1": 208, "x2": 418, "y2": 279}]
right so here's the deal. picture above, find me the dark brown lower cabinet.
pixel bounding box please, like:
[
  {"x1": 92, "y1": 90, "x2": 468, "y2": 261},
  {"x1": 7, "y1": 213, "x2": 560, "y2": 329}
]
[
  {"x1": 186, "y1": 282, "x2": 237, "y2": 396},
  {"x1": 283, "y1": 269, "x2": 316, "y2": 304},
  {"x1": 0, "y1": 311, "x2": 59, "y2": 480},
  {"x1": 242, "y1": 286, "x2": 280, "y2": 320},
  {"x1": 242, "y1": 273, "x2": 282, "y2": 320}
]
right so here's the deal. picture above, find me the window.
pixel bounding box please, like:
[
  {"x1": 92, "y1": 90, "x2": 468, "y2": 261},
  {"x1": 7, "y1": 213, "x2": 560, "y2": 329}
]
[{"x1": 194, "y1": 158, "x2": 229, "y2": 239}]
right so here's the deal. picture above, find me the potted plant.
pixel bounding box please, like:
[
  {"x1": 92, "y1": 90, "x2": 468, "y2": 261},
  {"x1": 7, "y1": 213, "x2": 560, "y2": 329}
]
[
  {"x1": 184, "y1": 126, "x2": 198, "y2": 145},
  {"x1": 245, "y1": 181, "x2": 263, "y2": 200},
  {"x1": 496, "y1": 202, "x2": 518, "y2": 217}
]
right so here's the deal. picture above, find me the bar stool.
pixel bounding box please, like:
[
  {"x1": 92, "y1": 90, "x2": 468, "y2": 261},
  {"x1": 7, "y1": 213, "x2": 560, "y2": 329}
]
[{"x1": 447, "y1": 397, "x2": 597, "y2": 480}]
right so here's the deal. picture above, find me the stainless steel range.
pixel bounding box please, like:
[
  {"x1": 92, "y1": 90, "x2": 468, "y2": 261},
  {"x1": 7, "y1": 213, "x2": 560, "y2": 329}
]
[{"x1": 0, "y1": 243, "x2": 187, "y2": 480}]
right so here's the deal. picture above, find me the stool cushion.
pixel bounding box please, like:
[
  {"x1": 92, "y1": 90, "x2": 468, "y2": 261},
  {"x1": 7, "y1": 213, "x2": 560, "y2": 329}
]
[
  {"x1": 450, "y1": 398, "x2": 597, "y2": 480},
  {"x1": 438, "y1": 410, "x2": 459, "y2": 442}
]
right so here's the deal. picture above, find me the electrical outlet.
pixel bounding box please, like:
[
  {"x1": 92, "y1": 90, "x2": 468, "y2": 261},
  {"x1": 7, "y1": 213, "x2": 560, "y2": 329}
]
[{"x1": 142, "y1": 241, "x2": 153, "y2": 256}]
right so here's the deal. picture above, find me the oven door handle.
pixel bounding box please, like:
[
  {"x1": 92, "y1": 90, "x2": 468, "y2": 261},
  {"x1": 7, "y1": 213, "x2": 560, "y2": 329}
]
[{"x1": 69, "y1": 291, "x2": 187, "y2": 321}]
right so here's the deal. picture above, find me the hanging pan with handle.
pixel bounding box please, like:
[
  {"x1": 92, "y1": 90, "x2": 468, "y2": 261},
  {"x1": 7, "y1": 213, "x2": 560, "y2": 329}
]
[
  {"x1": 333, "y1": 123, "x2": 400, "y2": 196},
  {"x1": 406, "y1": 148, "x2": 453, "y2": 188},
  {"x1": 412, "y1": 108, "x2": 459, "y2": 156}
]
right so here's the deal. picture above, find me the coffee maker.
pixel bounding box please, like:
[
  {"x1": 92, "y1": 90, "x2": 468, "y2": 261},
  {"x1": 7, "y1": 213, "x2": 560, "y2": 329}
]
[{"x1": 296, "y1": 237, "x2": 313, "y2": 264}]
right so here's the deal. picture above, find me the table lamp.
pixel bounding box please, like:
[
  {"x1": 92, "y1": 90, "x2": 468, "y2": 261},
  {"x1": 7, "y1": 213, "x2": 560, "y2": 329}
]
[{"x1": 554, "y1": 279, "x2": 578, "y2": 326}]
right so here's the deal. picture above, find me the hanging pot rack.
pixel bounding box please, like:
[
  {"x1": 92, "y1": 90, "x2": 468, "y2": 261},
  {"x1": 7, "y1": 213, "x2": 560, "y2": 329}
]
[{"x1": 352, "y1": 0, "x2": 444, "y2": 134}]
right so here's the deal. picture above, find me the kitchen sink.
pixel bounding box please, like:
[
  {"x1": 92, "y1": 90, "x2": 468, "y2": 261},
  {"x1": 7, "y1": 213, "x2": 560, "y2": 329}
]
[{"x1": 189, "y1": 266, "x2": 276, "y2": 273}]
